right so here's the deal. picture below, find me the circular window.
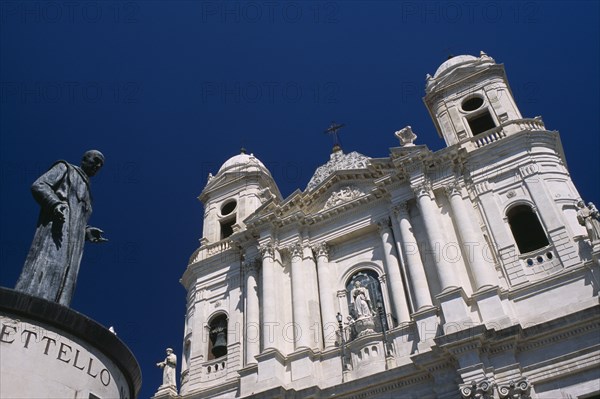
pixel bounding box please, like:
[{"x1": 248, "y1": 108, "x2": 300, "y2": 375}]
[
  {"x1": 220, "y1": 200, "x2": 237, "y2": 216},
  {"x1": 461, "y1": 96, "x2": 484, "y2": 112}
]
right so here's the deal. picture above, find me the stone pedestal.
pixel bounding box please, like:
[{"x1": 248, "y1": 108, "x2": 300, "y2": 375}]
[
  {"x1": 151, "y1": 385, "x2": 178, "y2": 399},
  {"x1": 255, "y1": 348, "x2": 286, "y2": 391},
  {"x1": 0, "y1": 287, "x2": 141, "y2": 399},
  {"x1": 472, "y1": 286, "x2": 512, "y2": 329},
  {"x1": 353, "y1": 316, "x2": 376, "y2": 337},
  {"x1": 238, "y1": 364, "x2": 258, "y2": 397},
  {"x1": 411, "y1": 306, "x2": 439, "y2": 351},
  {"x1": 289, "y1": 347, "x2": 318, "y2": 389},
  {"x1": 436, "y1": 287, "x2": 473, "y2": 333}
]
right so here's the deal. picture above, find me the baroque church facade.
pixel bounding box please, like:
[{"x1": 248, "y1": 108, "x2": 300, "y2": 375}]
[{"x1": 167, "y1": 53, "x2": 599, "y2": 398}]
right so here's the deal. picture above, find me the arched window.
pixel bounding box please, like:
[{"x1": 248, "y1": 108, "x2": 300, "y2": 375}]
[
  {"x1": 346, "y1": 270, "x2": 388, "y2": 332},
  {"x1": 507, "y1": 205, "x2": 549, "y2": 253},
  {"x1": 219, "y1": 200, "x2": 237, "y2": 239},
  {"x1": 207, "y1": 314, "x2": 227, "y2": 360}
]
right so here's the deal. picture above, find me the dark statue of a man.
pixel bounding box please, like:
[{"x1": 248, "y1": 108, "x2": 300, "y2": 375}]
[{"x1": 15, "y1": 150, "x2": 108, "y2": 306}]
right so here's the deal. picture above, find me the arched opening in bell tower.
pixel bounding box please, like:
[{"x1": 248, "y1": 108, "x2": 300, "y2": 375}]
[
  {"x1": 207, "y1": 313, "x2": 228, "y2": 360},
  {"x1": 219, "y1": 199, "x2": 237, "y2": 239},
  {"x1": 507, "y1": 204, "x2": 549, "y2": 253}
]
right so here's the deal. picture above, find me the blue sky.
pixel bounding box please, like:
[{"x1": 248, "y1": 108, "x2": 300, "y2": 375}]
[{"x1": 1, "y1": 1, "x2": 598, "y2": 397}]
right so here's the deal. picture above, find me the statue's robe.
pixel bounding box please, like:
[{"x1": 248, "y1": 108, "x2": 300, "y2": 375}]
[
  {"x1": 162, "y1": 354, "x2": 177, "y2": 387},
  {"x1": 15, "y1": 161, "x2": 93, "y2": 306}
]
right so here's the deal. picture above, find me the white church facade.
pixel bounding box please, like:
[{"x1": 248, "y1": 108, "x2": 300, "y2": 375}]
[{"x1": 162, "y1": 53, "x2": 600, "y2": 399}]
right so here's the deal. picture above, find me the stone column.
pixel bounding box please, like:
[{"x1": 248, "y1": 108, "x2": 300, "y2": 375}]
[
  {"x1": 259, "y1": 242, "x2": 278, "y2": 351},
  {"x1": 392, "y1": 203, "x2": 433, "y2": 311},
  {"x1": 290, "y1": 241, "x2": 310, "y2": 349},
  {"x1": 243, "y1": 258, "x2": 260, "y2": 365},
  {"x1": 445, "y1": 183, "x2": 498, "y2": 291},
  {"x1": 313, "y1": 243, "x2": 337, "y2": 348},
  {"x1": 377, "y1": 219, "x2": 411, "y2": 324},
  {"x1": 414, "y1": 183, "x2": 460, "y2": 291}
]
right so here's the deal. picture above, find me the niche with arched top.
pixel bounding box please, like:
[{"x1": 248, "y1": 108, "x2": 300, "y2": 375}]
[{"x1": 346, "y1": 270, "x2": 388, "y2": 331}]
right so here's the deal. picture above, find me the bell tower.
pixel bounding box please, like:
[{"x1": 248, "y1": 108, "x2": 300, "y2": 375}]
[
  {"x1": 424, "y1": 51, "x2": 523, "y2": 147},
  {"x1": 179, "y1": 149, "x2": 280, "y2": 395},
  {"x1": 198, "y1": 149, "x2": 281, "y2": 244}
]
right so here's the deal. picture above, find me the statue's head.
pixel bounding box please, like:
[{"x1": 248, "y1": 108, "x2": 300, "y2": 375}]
[
  {"x1": 354, "y1": 280, "x2": 361, "y2": 288},
  {"x1": 166, "y1": 348, "x2": 173, "y2": 354},
  {"x1": 577, "y1": 200, "x2": 585, "y2": 208},
  {"x1": 81, "y1": 150, "x2": 104, "y2": 177}
]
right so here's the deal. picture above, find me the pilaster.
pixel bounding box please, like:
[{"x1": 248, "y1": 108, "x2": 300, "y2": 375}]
[
  {"x1": 302, "y1": 242, "x2": 322, "y2": 350},
  {"x1": 377, "y1": 218, "x2": 411, "y2": 324},
  {"x1": 259, "y1": 241, "x2": 280, "y2": 352},
  {"x1": 243, "y1": 256, "x2": 260, "y2": 365},
  {"x1": 313, "y1": 242, "x2": 338, "y2": 349},
  {"x1": 289, "y1": 240, "x2": 311, "y2": 350}
]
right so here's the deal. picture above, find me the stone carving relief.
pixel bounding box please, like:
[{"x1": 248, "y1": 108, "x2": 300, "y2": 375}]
[
  {"x1": 519, "y1": 163, "x2": 538, "y2": 179},
  {"x1": 460, "y1": 379, "x2": 493, "y2": 399},
  {"x1": 497, "y1": 378, "x2": 532, "y2": 399},
  {"x1": 258, "y1": 187, "x2": 275, "y2": 203},
  {"x1": 311, "y1": 242, "x2": 329, "y2": 259},
  {"x1": 412, "y1": 181, "x2": 433, "y2": 199},
  {"x1": 306, "y1": 151, "x2": 370, "y2": 191},
  {"x1": 287, "y1": 241, "x2": 303, "y2": 260},
  {"x1": 474, "y1": 181, "x2": 491, "y2": 195},
  {"x1": 323, "y1": 185, "x2": 365, "y2": 210},
  {"x1": 259, "y1": 242, "x2": 275, "y2": 260},
  {"x1": 444, "y1": 180, "x2": 463, "y2": 198},
  {"x1": 395, "y1": 126, "x2": 418, "y2": 147}
]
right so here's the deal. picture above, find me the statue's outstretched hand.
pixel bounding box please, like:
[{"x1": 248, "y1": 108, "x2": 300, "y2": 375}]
[{"x1": 86, "y1": 227, "x2": 108, "y2": 243}]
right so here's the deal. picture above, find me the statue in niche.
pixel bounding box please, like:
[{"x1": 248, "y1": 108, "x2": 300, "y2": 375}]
[
  {"x1": 349, "y1": 280, "x2": 376, "y2": 337},
  {"x1": 351, "y1": 280, "x2": 374, "y2": 319},
  {"x1": 156, "y1": 348, "x2": 177, "y2": 388},
  {"x1": 577, "y1": 200, "x2": 600, "y2": 244},
  {"x1": 15, "y1": 150, "x2": 107, "y2": 307}
]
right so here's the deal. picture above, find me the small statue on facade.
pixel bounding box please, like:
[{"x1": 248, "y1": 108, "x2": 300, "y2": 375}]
[
  {"x1": 577, "y1": 200, "x2": 600, "y2": 244},
  {"x1": 156, "y1": 348, "x2": 177, "y2": 388},
  {"x1": 351, "y1": 280, "x2": 374, "y2": 319},
  {"x1": 14, "y1": 150, "x2": 107, "y2": 307}
]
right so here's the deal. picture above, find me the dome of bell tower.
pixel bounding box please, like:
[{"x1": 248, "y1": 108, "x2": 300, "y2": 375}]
[
  {"x1": 198, "y1": 149, "x2": 281, "y2": 245},
  {"x1": 433, "y1": 54, "x2": 478, "y2": 78},
  {"x1": 216, "y1": 149, "x2": 272, "y2": 177}
]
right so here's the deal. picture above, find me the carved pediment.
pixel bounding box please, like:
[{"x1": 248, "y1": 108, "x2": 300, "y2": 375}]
[
  {"x1": 323, "y1": 185, "x2": 366, "y2": 210},
  {"x1": 306, "y1": 151, "x2": 370, "y2": 192}
]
